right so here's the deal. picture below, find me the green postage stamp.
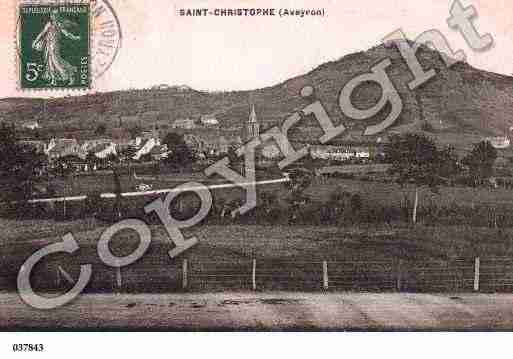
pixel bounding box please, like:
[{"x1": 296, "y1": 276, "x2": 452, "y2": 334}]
[{"x1": 18, "y1": 2, "x2": 90, "y2": 90}]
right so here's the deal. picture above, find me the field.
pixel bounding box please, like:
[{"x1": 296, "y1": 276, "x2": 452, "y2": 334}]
[
  {"x1": 2, "y1": 169, "x2": 513, "y2": 294},
  {"x1": 44, "y1": 169, "x2": 513, "y2": 210},
  {"x1": 2, "y1": 217, "x2": 513, "y2": 294},
  {"x1": 50, "y1": 171, "x2": 214, "y2": 196},
  {"x1": 305, "y1": 178, "x2": 513, "y2": 208}
]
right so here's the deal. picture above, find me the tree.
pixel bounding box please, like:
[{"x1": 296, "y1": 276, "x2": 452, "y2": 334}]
[
  {"x1": 463, "y1": 140, "x2": 498, "y2": 187},
  {"x1": 94, "y1": 123, "x2": 107, "y2": 136},
  {"x1": 163, "y1": 132, "x2": 184, "y2": 149},
  {"x1": 86, "y1": 151, "x2": 97, "y2": 165},
  {"x1": 421, "y1": 121, "x2": 434, "y2": 132},
  {"x1": 227, "y1": 144, "x2": 239, "y2": 165},
  {"x1": 437, "y1": 145, "x2": 461, "y2": 184},
  {"x1": 128, "y1": 125, "x2": 142, "y2": 139},
  {"x1": 385, "y1": 133, "x2": 446, "y2": 224},
  {"x1": 163, "y1": 132, "x2": 195, "y2": 170},
  {"x1": 56, "y1": 154, "x2": 81, "y2": 177},
  {"x1": 139, "y1": 153, "x2": 152, "y2": 163},
  {"x1": 463, "y1": 141, "x2": 498, "y2": 222},
  {"x1": 283, "y1": 167, "x2": 313, "y2": 224},
  {"x1": 105, "y1": 152, "x2": 119, "y2": 164},
  {"x1": 286, "y1": 167, "x2": 313, "y2": 192},
  {"x1": 121, "y1": 146, "x2": 137, "y2": 158},
  {"x1": 323, "y1": 187, "x2": 351, "y2": 225},
  {"x1": 257, "y1": 191, "x2": 281, "y2": 223},
  {"x1": 0, "y1": 124, "x2": 45, "y2": 203}
]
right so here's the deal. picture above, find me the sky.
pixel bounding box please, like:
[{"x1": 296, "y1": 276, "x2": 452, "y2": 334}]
[{"x1": 1, "y1": 0, "x2": 512, "y2": 98}]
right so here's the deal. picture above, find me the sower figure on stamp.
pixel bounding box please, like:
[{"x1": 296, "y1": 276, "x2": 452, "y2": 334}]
[{"x1": 32, "y1": 10, "x2": 81, "y2": 86}]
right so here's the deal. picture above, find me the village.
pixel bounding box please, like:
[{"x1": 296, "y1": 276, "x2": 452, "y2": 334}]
[{"x1": 14, "y1": 103, "x2": 382, "y2": 181}]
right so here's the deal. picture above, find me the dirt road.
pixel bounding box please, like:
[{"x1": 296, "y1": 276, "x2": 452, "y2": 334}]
[{"x1": 1, "y1": 292, "x2": 513, "y2": 330}]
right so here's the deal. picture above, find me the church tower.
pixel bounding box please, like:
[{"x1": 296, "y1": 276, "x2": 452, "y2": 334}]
[
  {"x1": 240, "y1": 103, "x2": 260, "y2": 177},
  {"x1": 244, "y1": 104, "x2": 260, "y2": 142}
]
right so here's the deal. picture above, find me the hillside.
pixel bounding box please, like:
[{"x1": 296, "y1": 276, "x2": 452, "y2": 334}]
[{"x1": 2, "y1": 41, "x2": 513, "y2": 152}]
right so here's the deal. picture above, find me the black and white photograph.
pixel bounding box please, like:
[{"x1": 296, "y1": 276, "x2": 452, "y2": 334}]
[{"x1": 1, "y1": 0, "x2": 513, "y2": 356}]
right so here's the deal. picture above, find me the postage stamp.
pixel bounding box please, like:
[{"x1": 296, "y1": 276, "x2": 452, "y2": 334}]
[{"x1": 18, "y1": 2, "x2": 91, "y2": 90}]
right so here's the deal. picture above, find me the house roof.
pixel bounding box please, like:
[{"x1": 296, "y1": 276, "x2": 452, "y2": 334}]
[
  {"x1": 22, "y1": 121, "x2": 39, "y2": 127},
  {"x1": 201, "y1": 115, "x2": 219, "y2": 124},
  {"x1": 110, "y1": 127, "x2": 131, "y2": 140},
  {"x1": 82, "y1": 138, "x2": 112, "y2": 145},
  {"x1": 310, "y1": 145, "x2": 371, "y2": 153},
  {"x1": 90, "y1": 143, "x2": 112, "y2": 154},
  {"x1": 53, "y1": 138, "x2": 78, "y2": 146},
  {"x1": 48, "y1": 139, "x2": 79, "y2": 156},
  {"x1": 149, "y1": 145, "x2": 169, "y2": 155},
  {"x1": 184, "y1": 132, "x2": 240, "y2": 148}
]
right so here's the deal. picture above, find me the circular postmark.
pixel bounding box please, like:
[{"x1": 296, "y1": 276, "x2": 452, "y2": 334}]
[{"x1": 90, "y1": 0, "x2": 122, "y2": 79}]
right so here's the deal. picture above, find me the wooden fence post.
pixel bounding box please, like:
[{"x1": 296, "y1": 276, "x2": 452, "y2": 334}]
[
  {"x1": 323, "y1": 261, "x2": 329, "y2": 290},
  {"x1": 474, "y1": 257, "x2": 480, "y2": 292},
  {"x1": 396, "y1": 259, "x2": 403, "y2": 292},
  {"x1": 116, "y1": 266, "x2": 122, "y2": 289},
  {"x1": 252, "y1": 259, "x2": 257, "y2": 291},
  {"x1": 182, "y1": 259, "x2": 188, "y2": 290}
]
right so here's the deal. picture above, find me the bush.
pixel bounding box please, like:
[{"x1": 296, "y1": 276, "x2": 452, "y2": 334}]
[{"x1": 421, "y1": 121, "x2": 435, "y2": 132}]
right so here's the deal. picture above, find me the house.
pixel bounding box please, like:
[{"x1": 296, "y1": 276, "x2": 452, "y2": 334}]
[
  {"x1": 152, "y1": 84, "x2": 171, "y2": 90},
  {"x1": 135, "y1": 125, "x2": 160, "y2": 147},
  {"x1": 119, "y1": 115, "x2": 141, "y2": 128},
  {"x1": 150, "y1": 144, "x2": 171, "y2": 161},
  {"x1": 183, "y1": 133, "x2": 237, "y2": 156},
  {"x1": 200, "y1": 115, "x2": 219, "y2": 127},
  {"x1": 232, "y1": 135, "x2": 243, "y2": 147},
  {"x1": 354, "y1": 147, "x2": 371, "y2": 159},
  {"x1": 172, "y1": 118, "x2": 196, "y2": 130},
  {"x1": 218, "y1": 136, "x2": 231, "y2": 154},
  {"x1": 133, "y1": 138, "x2": 159, "y2": 160},
  {"x1": 261, "y1": 143, "x2": 281, "y2": 159},
  {"x1": 91, "y1": 142, "x2": 117, "y2": 159},
  {"x1": 315, "y1": 164, "x2": 391, "y2": 176},
  {"x1": 487, "y1": 136, "x2": 510, "y2": 149},
  {"x1": 310, "y1": 145, "x2": 371, "y2": 161},
  {"x1": 46, "y1": 138, "x2": 84, "y2": 160},
  {"x1": 81, "y1": 138, "x2": 113, "y2": 152},
  {"x1": 110, "y1": 128, "x2": 134, "y2": 149},
  {"x1": 184, "y1": 133, "x2": 214, "y2": 155},
  {"x1": 21, "y1": 121, "x2": 40, "y2": 130},
  {"x1": 18, "y1": 139, "x2": 47, "y2": 153}
]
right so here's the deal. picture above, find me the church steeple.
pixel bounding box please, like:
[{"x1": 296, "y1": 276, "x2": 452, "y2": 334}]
[
  {"x1": 249, "y1": 104, "x2": 257, "y2": 124},
  {"x1": 245, "y1": 103, "x2": 260, "y2": 141}
]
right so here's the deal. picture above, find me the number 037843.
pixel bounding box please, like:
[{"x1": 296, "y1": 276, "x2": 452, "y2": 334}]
[{"x1": 12, "y1": 344, "x2": 44, "y2": 352}]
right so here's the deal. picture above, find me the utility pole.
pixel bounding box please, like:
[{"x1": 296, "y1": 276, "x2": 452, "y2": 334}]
[{"x1": 112, "y1": 167, "x2": 122, "y2": 218}]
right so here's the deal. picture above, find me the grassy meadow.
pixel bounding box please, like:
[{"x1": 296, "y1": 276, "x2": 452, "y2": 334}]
[{"x1": 2, "y1": 171, "x2": 513, "y2": 294}]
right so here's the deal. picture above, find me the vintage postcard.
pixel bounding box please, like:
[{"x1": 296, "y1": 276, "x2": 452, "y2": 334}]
[{"x1": 1, "y1": 0, "x2": 513, "y2": 356}]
